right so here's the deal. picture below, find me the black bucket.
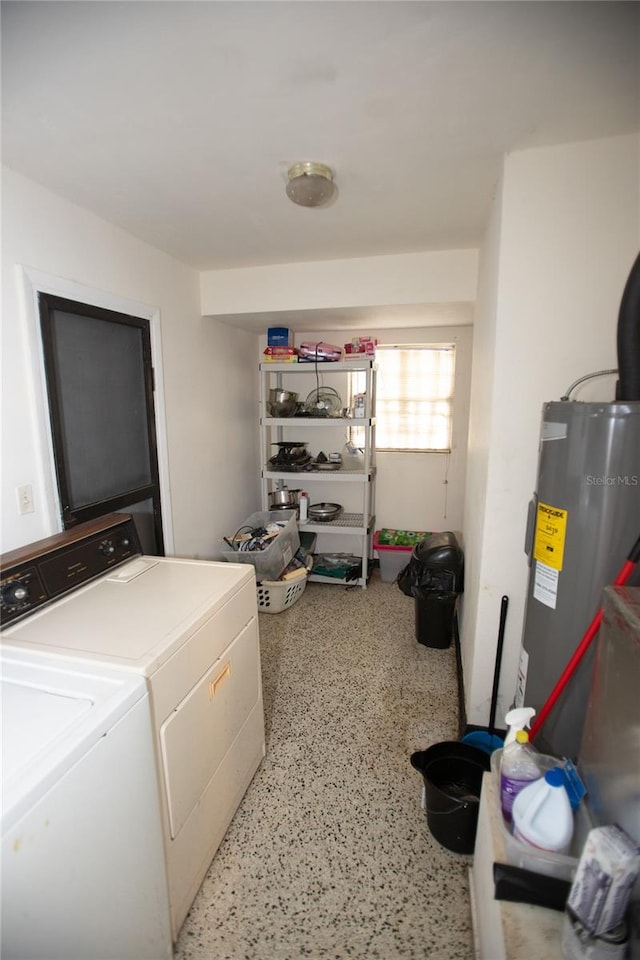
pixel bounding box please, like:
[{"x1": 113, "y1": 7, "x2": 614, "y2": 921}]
[{"x1": 410, "y1": 741, "x2": 491, "y2": 854}]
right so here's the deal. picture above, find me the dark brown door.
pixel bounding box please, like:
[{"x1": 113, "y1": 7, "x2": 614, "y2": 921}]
[{"x1": 38, "y1": 293, "x2": 164, "y2": 554}]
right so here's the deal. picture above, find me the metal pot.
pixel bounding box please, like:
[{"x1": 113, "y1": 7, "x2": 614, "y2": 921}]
[
  {"x1": 269, "y1": 488, "x2": 300, "y2": 509},
  {"x1": 267, "y1": 399, "x2": 298, "y2": 417},
  {"x1": 269, "y1": 388, "x2": 298, "y2": 405},
  {"x1": 269, "y1": 387, "x2": 298, "y2": 404},
  {"x1": 267, "y1": 389, "x2": 299, "y2": 418},
  {"x1": 308, "y1": 502, "x2": 342, "y2": 522}
]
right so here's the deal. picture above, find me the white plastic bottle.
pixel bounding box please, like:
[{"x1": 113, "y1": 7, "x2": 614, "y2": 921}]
[
  {"x1": 298, "y1": 491, "x2": 308, "y2": 523},
  {"x1": 512, "y1": 767, "x2": 574, "y2": 855},
  {"x1": 503, "y1": 707, "x2": 537, "y2": 746},
  {"x1": 500, "y1": 730, "x2": 541, "y2": 824}
]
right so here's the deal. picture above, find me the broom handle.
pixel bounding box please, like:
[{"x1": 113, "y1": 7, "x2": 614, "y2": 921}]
[
  {"x1": 530, "y1": 533, "x2": 640, "y2": 742},
  {"x1": 488, "y1": 596, "x2": 509, "y2": 736}
]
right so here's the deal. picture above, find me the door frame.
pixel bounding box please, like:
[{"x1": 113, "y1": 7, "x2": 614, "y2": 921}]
[{"x1": 17, "y1": 265, "x2": 175, "y2": 553}]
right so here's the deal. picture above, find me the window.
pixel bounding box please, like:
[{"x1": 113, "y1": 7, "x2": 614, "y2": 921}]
[{"x1": 351, "y1": 344, "x2": 455, "y2": 452}]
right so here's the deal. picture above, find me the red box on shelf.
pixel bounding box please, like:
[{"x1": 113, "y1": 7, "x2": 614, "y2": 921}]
[{"x1": 263, "y1": 346, "x2": 298, "y2": 363}]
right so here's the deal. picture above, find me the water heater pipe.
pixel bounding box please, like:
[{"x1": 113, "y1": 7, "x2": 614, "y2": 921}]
[
  {"x1": 616, "y1": 251, "x2": 640, "y2": 401},
  {"x1": 529, "y1": 533, "x2": 640, "y2": 742}
]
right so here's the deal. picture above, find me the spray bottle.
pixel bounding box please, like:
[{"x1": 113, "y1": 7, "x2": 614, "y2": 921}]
[
  {"x1": 500, "y1": 730, "x2": 542, "y2": 824},
  {"x1": 503, "y1": 707, "x2": 536, "y2": 746}
]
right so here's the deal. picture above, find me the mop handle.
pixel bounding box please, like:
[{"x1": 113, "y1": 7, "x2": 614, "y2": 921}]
[
  {"x1": 488, "y1": 596, "x2": 509, "y2": 736},
  {"x1": 530, "y1": 533, "x2": 640, "y2": 742}
]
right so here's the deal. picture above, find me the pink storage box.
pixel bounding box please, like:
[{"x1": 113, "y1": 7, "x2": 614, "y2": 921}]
[{"x1": 373, "y1": 531, "x2": 413, "y2": 583}]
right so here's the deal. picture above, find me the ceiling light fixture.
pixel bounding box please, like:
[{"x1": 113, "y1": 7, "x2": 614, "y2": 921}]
[{"x1": 286, "y1": 162, "x2": 336, "y2": 208}]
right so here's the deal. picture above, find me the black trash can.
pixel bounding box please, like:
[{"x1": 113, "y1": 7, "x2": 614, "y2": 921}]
[
  {"x1": 414, "y1": 592, "x2": 458, "y2": 649},
  {"x1": 397, "y1": 532, "x2": 464, "y2": 648}
]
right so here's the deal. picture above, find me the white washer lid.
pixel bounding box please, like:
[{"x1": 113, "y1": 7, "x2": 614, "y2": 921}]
[
  {"x1": 1, "y1": 648, "x2": 146, "y2": 832},
  {"x1": 2, "y1": 681, "x2": 91, "y2": 780}
]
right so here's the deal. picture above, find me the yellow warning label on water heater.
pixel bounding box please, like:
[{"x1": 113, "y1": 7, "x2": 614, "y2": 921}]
[{"x1": 534, "y1": 502, "x2": 567, "y2": 571}]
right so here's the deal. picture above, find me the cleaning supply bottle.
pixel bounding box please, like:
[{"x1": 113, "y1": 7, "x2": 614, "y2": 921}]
[
  {"x1": 298, "y1": 491, "x2": 308, "y2": 523},
  {"x1": 512, "y1": 767, "x2": 574, "y2": 854},
  {"x1": 503, "y1": 707, "x2": 536, "y2": 746},
  {"x1": 500, "y1": 730, "x2": 541, "y2": 824}
]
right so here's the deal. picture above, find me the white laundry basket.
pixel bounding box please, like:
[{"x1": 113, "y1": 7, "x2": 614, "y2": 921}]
[{"x1": 256, "y1": 574, "x2": 307, "y2": 613}]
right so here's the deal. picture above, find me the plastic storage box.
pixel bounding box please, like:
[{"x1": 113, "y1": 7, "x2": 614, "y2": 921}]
[
  {"x1": 221, "y1": 511, "x2": 300, "y2": 581},
  {"x1": 490, "y1": 749, "x2": 591, "y2": 881},
  {"x1": 373, "y1": 529, "x2": 429, "y2": 582}
]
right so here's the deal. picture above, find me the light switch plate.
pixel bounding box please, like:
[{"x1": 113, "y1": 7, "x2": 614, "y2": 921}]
[{"x1": 17, "y1": 484, "x2": 34, "y2": 514}]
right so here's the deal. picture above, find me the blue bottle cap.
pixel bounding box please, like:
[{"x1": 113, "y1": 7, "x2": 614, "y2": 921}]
[{"x1": 545, "y1": 767, "x2": 565, "y2": 788}]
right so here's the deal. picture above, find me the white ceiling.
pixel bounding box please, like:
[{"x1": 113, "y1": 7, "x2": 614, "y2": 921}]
[{"x1": 2, "y1": 1, "x2": 639, "y2": 283}]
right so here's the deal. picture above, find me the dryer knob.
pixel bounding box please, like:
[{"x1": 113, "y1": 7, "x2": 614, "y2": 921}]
[
  {"x1": 100, "y1": 540, "x2": 116, "y2": 557},
  {"x1": 2, "y1": 581, "x2": 29, "y2": 606}
]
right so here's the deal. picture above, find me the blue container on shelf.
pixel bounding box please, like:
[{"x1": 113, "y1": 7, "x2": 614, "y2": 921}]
[{"x1": 267, "y1": 327, "x2": 293, "y2": 347}]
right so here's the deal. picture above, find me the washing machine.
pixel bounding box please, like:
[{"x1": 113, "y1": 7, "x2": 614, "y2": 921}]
[
  {"x1": 1, "y1": 646, "x2": 172, "y2": 960},
  {"x1": 1, "y1": 513, "x2": 266, "y2": 940}
]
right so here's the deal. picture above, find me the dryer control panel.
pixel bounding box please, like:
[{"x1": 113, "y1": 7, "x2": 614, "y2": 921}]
[{"x1": 0, "y1": 514, "x2": 141, "y2": 626}]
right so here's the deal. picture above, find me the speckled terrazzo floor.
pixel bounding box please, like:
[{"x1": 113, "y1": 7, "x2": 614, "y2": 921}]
[{"x1": 174, "y1": 571, "x2": 474, "y2": 960}]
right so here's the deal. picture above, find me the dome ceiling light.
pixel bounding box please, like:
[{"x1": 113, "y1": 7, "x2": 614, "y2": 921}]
[{"x1": 286, "y1": 162, "x2": 336, "y2": 207}]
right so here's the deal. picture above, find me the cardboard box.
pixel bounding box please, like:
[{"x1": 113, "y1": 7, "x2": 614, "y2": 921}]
[
  {"x1": 344, "y1": 337, "x2": 378, "y2": 356},
  {"x1": 267, "y1": 327, "x2": 293, "y2": 347},
  {"x1": 263, "y1": 346, "x2": 298, "y2": 363},
  {"x1": 567, "y1": 825, "x2": 640, "y2": 936}
]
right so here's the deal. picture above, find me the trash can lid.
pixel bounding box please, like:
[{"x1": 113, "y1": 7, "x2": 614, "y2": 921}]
[{"x1": 412, "y1": 531, "x2": 463, "y2": 568}]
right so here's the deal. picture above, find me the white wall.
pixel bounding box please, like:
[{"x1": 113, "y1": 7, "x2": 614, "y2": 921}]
[
  {"x1": 1, "y1": 168, "x2": 260, "y2": 558},
  {"x1": 201, "y1": 250, "x2": 478, "y2": 316},
  {"x1": 461, "y1": 133, "x2": 640, "y2": 728},
  {"x1": 458, "y1": 171, "x2": 504, "y2": 691}
]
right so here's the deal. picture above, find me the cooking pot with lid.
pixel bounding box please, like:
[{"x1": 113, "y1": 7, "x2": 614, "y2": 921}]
[
  {"x1": 308, "y1": 502, "x2": 342, "y2": 522},
  {"x1": 269, "y1": 487, "x2": 300, "y2": 509}
]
